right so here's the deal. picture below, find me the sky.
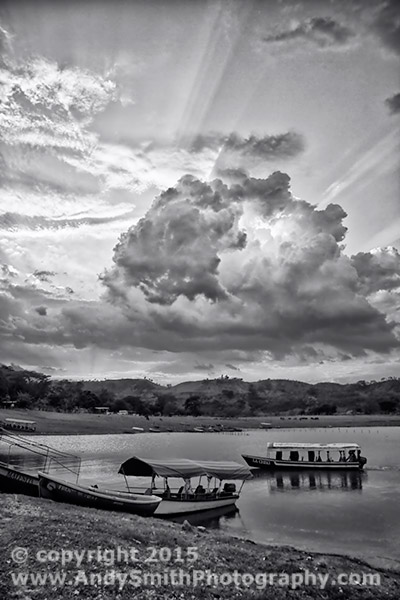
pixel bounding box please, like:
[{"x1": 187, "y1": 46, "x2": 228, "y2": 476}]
[{"x1": 0, "y1": 0, "x2": 399, "y2": 384}]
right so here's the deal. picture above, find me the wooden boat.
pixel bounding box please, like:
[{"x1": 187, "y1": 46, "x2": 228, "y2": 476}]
[
  {"x1": 38, "y1": 472, "x2": 162, "y2": 516},
  {"x1": 0, "y1": 461, "x2": 39, "y2": 497},
  {"x1": 0, "y1": 428, "x2": 80, "y2": 497},
  {"x1": 242, "y1": 442, "x2": 367, "y2": 470},
  {"x1": 118, "y1": 456, "x2": 252, "y2": 516}
]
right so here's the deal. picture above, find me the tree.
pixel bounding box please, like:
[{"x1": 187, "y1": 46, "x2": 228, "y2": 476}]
[
  {"x1": 379, "y1": 399, "x2": 397, "y2": 413},
  {"x1": 77, "y1": 390, "x2": 99, "y2": 411},
  {"x1": 121, "y1": 395, "x2": 145, "y2": 415},
  {"x1": 185, "y1": 395, "x2": 202, "y2": 416},
  {"x1": 16, "y1": 392, "x2": 33, "y2": 409}
]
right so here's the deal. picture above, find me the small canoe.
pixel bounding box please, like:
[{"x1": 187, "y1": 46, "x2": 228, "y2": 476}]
[{"x1": 38, "y1": 472, "x2": 162, "y2": 516}]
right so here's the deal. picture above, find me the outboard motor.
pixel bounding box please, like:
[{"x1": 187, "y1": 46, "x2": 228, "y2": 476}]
[{"x1": 358, "y1": 456, "x2": 367, "y2": 469}]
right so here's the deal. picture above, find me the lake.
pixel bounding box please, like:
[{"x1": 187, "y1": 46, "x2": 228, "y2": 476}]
[{"x1": 2, "y1": 426, "x2": 400, "y2": 570}]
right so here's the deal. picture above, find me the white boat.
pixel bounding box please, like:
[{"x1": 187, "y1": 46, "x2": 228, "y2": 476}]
[
  {"x1": 117, "y1": 456, "x2": 252, "y2": 516},
  {"x1": 243, "y1": 442, "x2": 367, "y2": 470},
  {"x1": 38, "y1": 471, "x2": 161, "y2": 516}
]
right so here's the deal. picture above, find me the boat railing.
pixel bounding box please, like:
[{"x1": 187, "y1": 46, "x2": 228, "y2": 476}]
[{"x1": 0, "y1": 427, "x2": 81, "y2": 481}]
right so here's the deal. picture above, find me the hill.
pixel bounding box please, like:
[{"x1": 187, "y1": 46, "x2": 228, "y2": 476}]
[{"x1": 1, "y1": 364, "x2": 400, "y2": 417}]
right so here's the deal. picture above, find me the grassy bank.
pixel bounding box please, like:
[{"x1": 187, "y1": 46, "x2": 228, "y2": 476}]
[
  {"x1": 1, "y1": 494, "x2": 399, "y2": 599},
  {"x1": 1, "y1": 409, "x2": 400, "y2": 436}
]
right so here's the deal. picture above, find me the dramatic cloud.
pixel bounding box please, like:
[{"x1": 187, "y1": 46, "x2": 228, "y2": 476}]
[
  {"x1": 370, "y1": 0, "x2": 400, "y2": 56},
  {"x1": 97, "y1": 170, "x2": 399, "y2": 358},
  {"x1": 263, "y1": 16, "x2": 354, "y2": 49},
  {"x1": 385, "y1": 92, "x2": 400, "y2": 114},
  {"x1": 102, "y1": 175, "x2": 247, "y2": 305}
]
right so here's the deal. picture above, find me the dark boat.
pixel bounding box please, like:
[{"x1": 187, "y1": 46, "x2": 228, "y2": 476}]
[
  {"x1": 0, "y1": 461, "x2": 39, "y2": 496},
  {"x1": 0, "y1": 427, "x2": 81, "y2": 497},
  {"x1": 243, "y1": 442, "x2": 367, "y2": 471},
  {"x1": 38, "y1": 472, "x2": 162, "y2": 516}
]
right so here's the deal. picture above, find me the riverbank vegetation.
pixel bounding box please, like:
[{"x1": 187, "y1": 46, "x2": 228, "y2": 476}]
[
  {"x1": 1, "y1": 364, "x2": 400, "y2": 418},
  {"x1": 1, "y1": 494, "x2": 399, "y2": 599}
]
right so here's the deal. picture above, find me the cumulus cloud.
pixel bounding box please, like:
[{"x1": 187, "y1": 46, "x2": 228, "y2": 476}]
[
  {"x1": 97, "y1": 170, "x2": 399, "y2": 358},
  {"x1": 263, "y1": 16, "x2": 354, "y2": 49},
  {"x1": 385, "y1": 92, "x2": 400, "y2": 114},
  {"x1": 352, "y1": 247, "x2": 400, "y2": 295},
  {"x1": 102, "y1": 175, "x2": 247, "y2": 305}
]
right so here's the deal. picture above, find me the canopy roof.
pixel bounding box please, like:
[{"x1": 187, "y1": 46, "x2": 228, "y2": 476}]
[
  {"x1": 267, "y1": 442, "x2": 360, "y2": 450},
  {"x1": 4, "y1": 418, "x2": 36, "y2": 424},
  {"x1": 196, "y1": 460, "x2": 252, "y2": 480},
  {"x1": 119, "y1": 456, "x2": 252, "y2": 480}
]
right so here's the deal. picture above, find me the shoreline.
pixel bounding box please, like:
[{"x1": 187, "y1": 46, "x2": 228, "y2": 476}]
[
  {"x1": 1, "y1": 493, "x2": 399, "y2": 599},
  {"x1": 1, "y1": 410, "x2": 400, "y2": 436}
]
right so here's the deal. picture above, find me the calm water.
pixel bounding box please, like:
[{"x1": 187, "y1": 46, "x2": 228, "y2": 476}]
[{"x1": 2, "y1": 427, "x2": 400, "y2": 569}]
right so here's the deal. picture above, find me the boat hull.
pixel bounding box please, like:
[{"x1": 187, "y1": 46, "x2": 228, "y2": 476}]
[
  {"x1": 38, "y1": 473, "x2": 161, "y2": 516},
  {"x1": 155, "y1": 495, "x2": 238, "y2": 516},
  {"x1": 0, "y1": 462, "x2": 39, "y2": 496},
  {"x1": 242, "y1": 454, "x2": 363, "y2": 470}
]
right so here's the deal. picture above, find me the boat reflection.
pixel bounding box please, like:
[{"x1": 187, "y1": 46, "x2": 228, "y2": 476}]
[
  {"x1": 167, "y1": 504, "x2": 239, "y2": 528},
  {"x1": 252, "y1": 469, "x2": 365, "y2": 492}
]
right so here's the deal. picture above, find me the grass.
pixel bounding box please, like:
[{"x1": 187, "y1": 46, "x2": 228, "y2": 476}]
[
  {"x1": 1, "y1": 409, "x2": 400, "y2": 436},
  {"x1": 0, "y1": 493, "x2": 399, "y2": 599}
]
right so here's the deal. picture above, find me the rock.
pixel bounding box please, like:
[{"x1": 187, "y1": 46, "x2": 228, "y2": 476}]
[{"x1": 182, "y1": 520, "x2": 193, "y2": 531}]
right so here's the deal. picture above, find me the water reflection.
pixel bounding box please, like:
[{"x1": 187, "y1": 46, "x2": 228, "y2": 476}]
[
  {"x1": 252, "y1": 469, "x2": 364, "y2": 492},
  {"x1": 168, "y1": 505, "x2": 239, "y2": 528}
]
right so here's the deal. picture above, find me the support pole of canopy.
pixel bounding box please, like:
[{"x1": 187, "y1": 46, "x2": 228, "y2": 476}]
[{"x1": 123, "y1": 472, "x2": 130, "y2": 492}]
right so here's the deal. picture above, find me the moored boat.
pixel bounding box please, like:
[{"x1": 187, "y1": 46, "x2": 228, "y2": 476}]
[
  {"x1": 0, "y1": 427, "x2": 80, "y2": 497},
  {"x1": 242, "y1": 442, "x2": 367, "y2": 470},
  {"x1": 38, "y1": 472, "x2": 162, "y2": 516},
  {"x1": 118, "y1": 456, "x2": 252, "y2": 516},
  {"x1": 0, "y1": 461, "x2": 39, "y2": 497}
]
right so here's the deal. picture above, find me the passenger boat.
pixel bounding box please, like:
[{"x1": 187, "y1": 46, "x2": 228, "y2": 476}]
[
  {"x1": 0, "y1": 428, "x2": 80, "y2": 497},
  {"x1": 38, "y1": 472, "x2": 162, "y2": 516},
  {"x1": 117, "y1": 456, "x2": 252, "y2": 516},
  {"x1": 242, "y1": 442, "x2": 367, "y2": 470}
]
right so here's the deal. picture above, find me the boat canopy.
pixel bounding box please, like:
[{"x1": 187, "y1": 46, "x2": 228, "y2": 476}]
[
  {"x1": 196, "y1": 460, "x2": 252, "y2": 480},
  {"x1": 266, "y1": 442, "x2": 360, "y2": 450},
  {"x1": 118, "y1": 457, "x2": 252, "y2": 480}
]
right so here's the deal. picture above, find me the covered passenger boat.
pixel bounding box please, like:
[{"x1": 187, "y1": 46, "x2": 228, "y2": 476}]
[
  {"x1": 242, "y1": 442, "x2": 367, "y2": 470},
  {"x1": 118, "y1": 456, "x2": 252, "y2": 515}
]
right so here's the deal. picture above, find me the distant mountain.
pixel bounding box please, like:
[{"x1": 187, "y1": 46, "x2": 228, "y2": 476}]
[
  {"x1": 1, "y1": 363, "x2": 399, "y2": 415},
  {"x1": 83, "y1": 375, "x2": 400, "y2": 415},
  {"x1": 84, "y1": 378, "x2": 162, "y2": 398}
]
